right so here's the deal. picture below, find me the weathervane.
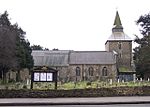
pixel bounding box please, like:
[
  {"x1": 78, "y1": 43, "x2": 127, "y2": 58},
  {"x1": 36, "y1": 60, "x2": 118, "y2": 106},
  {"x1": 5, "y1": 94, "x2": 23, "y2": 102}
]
[{"x1": 116, "y1": 7, "x2": 118, "y2": 11}]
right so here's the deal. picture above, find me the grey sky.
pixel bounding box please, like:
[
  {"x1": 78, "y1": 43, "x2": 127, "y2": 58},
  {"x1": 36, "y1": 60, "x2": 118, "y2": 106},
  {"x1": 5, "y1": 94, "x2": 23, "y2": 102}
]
[{"x1": 0, "y1": 0, "x2": 149, "y2": 50}]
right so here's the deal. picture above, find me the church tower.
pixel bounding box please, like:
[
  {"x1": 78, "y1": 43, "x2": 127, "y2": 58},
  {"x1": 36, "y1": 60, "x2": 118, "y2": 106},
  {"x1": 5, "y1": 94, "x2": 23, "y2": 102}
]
[{"x1": 105, "y1": 11, "x2": 132, "y2": 71}]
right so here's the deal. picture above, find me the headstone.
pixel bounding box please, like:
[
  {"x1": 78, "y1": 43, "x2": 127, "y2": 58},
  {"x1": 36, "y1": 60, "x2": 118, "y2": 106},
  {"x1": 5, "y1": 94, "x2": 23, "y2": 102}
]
[
  {"x1": 148, "y1": 78, "x2": 149, "y2": 82},
  {"x1": 26, "y1": 79, "x2": 29, "y2": 85},
  {"x1": 109, "y1": 79, "x2": 112, "y2": 85},
  {"x1": 117, "y1": 79, "x2": 120, "y2": 83},
  {"x1": 140, "y1": 78, "x2": 142, "y2": 81}
]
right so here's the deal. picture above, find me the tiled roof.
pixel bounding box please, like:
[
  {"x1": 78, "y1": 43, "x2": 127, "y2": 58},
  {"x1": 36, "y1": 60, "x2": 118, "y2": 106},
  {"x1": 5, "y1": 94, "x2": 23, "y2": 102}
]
[
  {"x1": 107, "y1": 32, "x2": 132, "y2": 41},
  {"x1": 69, "y1": 51, "x2": 116, "y2": 64},
  {"x1": 32, "y1": 50, "x2": 70, "y2": 67},
  {"x1": 32, "y1": 50, "x2": 116, "y2": 66}
]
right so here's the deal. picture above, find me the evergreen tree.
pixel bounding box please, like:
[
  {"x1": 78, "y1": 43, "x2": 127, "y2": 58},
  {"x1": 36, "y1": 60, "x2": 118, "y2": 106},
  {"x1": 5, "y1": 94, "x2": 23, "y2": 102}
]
[
  {"x1": 0, "y1": 11, "x2": 33, "y2": 82},
  {"x1": 0, "y1": 11, "x2": 17, "y2": 82},
  {"x1": 31, "y1": 44, "x2": 49, "y2": 50},
  {"x1": 133, "y1": 13, "x2": 150, "y2": 79},
  {"x1": 31, "y1": 45, "x2": 43, "y2": 50}
]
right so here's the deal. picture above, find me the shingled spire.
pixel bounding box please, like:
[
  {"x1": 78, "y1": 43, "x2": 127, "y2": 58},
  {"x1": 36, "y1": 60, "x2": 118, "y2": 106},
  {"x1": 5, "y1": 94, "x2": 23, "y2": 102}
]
[
  {"x1": 112, "y1": 11, "x2": 123, "y2": 32},
  {"x1": 106, "y1": 11, "x2": 132, "y2": 42}
]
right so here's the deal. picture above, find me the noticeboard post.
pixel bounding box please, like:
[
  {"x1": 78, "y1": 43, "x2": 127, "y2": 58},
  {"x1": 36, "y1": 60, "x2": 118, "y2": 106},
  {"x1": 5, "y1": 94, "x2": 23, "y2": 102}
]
[{"x1": 31, "y1": 67, "x2": 58, "y2": 90}]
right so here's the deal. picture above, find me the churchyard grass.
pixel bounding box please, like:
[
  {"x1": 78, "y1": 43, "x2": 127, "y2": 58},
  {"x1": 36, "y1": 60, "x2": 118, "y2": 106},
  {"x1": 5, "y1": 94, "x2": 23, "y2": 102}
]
[
  {"x1": 1, "y1": 80, "x2": 150, "y2": 90},
  {"x1": 30, "y1": 80, "x2": 150, "y2": 90}
]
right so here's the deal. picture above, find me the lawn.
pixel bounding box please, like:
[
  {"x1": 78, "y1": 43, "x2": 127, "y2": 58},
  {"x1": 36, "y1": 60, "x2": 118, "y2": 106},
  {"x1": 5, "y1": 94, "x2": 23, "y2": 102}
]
[
  {"x1": 30, "y1": 80, "x2": 150, "y2": 90},
  {"x1": 1, "y1": 80, "x2": 150, "y2": 90}
]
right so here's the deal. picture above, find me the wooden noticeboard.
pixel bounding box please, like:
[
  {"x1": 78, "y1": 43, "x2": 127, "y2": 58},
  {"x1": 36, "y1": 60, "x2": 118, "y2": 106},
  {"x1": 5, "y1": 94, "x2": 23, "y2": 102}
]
[{"x1": 31, "y1": 67, "x2": 58, "y2": 90}]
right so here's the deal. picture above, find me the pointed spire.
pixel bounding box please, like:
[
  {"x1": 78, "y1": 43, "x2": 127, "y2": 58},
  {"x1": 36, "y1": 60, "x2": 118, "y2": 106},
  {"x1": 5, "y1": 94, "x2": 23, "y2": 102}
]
[
  {"x1": 114, "y1": 11, "x2": 122, "y2": 26},
  {"x1": 112, "y1": 11, "x2": 123, "y2": 32}
]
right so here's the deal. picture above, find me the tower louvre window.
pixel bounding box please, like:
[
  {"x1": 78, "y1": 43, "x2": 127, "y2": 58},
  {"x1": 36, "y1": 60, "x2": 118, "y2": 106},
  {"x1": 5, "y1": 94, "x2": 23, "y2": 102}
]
[
  {"x1": 118, "y1": 42, "x2": 122, "y2": 49},
  {"x1": 119, "y1": 53, "x2": 122, "y2": 58}
]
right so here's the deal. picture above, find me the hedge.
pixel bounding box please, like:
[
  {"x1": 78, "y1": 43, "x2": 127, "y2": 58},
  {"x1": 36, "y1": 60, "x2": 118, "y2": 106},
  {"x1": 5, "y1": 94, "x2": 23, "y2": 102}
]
[{"x1": 0, "y1": 86, "x2": 150, "y2": 98}]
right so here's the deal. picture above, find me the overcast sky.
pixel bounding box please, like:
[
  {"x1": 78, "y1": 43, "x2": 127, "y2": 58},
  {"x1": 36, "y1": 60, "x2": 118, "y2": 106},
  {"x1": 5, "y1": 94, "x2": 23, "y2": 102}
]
[{"x1": 0, "y1": 0, "x2": 149, "y2": 51}]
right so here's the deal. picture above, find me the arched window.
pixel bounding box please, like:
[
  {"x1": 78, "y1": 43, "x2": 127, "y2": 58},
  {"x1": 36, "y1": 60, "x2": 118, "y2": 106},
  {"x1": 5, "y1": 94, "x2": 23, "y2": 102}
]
[
  {"x1": 88, "y1": 67, "x2": 94, "y2": 76},
  {"x1": 118, "y1": 42, "x2": 122, "y2": 50},
  {"x1": 102, "y1": 67, "x2": 108, "y2": 76},
  {"x1": 76, "y1": 67, "x2": 81, "y2": 76}
]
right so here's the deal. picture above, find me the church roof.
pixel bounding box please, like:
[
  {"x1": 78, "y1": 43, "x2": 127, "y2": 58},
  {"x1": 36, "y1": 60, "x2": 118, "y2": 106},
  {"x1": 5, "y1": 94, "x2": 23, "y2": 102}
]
[
  {"x1": 107, "y1": 32, "x2": 132, "y2": 41},
  {"x1": 32, "y1": 50, "x2": 70, "y2": 67},
  {"x1": 32, "y1": 50, "x2": 116, "y2": 66},
  {"x1": 69, "y1": 51, "x2": 116, "y2": 64}
]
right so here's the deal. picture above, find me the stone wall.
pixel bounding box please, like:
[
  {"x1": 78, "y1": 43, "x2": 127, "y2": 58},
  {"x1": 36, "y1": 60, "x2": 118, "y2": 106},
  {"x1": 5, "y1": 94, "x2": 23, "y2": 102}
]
[
  {"x1": 55, "y1": 64, "x2": 117, "y2": 82},
  {"x1": 105, "y1": 41, "x2": 132, "y2": 68},
  {"x1": 6, "y1": 69, "x2": 30, "y2": 82},
  {"x1": 5, "y1": 65, "x2": 117, "y2": 83},
  {"x1": 0, "y1": 86, "x2": 150, "y2": 98}
]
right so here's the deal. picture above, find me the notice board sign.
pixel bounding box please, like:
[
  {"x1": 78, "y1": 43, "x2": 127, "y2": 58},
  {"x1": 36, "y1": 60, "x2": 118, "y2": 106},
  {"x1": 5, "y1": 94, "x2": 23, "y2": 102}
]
[
  {"x1": 33, "y1": 72, "x2": 53, "y2": 82},
  {"x1": 31, "y1": 67, "x2": 58, "y2": 90}
]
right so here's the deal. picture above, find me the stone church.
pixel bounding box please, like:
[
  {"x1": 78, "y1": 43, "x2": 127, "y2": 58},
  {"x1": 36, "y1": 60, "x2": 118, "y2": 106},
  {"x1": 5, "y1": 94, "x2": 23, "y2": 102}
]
[{"x1": 32, "y1": 11, "x2": 133, "y2": 82}]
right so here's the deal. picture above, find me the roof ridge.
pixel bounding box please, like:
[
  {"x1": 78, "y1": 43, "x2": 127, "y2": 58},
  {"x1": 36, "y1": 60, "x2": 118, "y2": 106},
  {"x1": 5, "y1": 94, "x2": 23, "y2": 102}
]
[{"x1": 72, "y1": 51, "x2": 108, "y2": 53}]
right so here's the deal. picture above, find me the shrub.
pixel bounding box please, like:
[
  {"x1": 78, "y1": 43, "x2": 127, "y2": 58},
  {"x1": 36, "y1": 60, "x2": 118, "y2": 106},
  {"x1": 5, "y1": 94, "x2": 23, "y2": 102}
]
[
  {"x1": 23, "y1": 85, "x2": 27, "y2": 89},
  {"x1": 8, "y1": 79, "x2": 15, "y2": 83},
  {"x1": 87, "y1": 82, "x2": 91, "y2": 86}
]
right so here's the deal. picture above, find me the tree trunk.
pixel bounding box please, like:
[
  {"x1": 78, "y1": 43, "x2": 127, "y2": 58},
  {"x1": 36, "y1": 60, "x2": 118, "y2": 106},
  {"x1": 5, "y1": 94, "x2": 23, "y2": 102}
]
[
  {"x1": 16, "y1": 70, "x2": 20, "y2": 82},
  {"x1": 2, "y1": 69, "x2": 7, "y2": 84},
  {"x1": 1, "y1": 70, "x2": 4, "y2": 83}
]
